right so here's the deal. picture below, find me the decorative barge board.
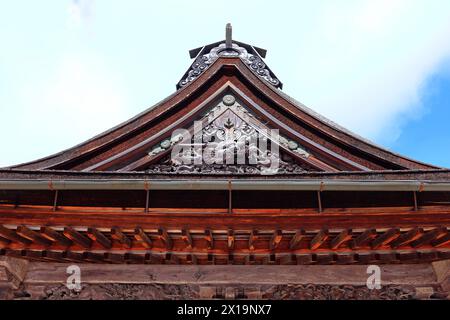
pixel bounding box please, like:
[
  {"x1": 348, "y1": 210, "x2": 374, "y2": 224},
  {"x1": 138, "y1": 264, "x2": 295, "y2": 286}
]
[{"x1": 0, "y1": 25, "x2": 449, "y2": 299}]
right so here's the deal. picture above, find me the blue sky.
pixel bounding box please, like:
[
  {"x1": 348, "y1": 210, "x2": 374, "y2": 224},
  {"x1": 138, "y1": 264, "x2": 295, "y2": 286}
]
[{"x1": 1, "y1": 0, "x2": 450, "y2": 168}]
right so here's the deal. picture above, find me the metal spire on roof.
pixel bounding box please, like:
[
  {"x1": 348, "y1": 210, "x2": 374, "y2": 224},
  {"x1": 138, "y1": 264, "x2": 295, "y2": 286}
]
[{"x1": 225, "y1": 23, "x2": 232, "y2": 49}]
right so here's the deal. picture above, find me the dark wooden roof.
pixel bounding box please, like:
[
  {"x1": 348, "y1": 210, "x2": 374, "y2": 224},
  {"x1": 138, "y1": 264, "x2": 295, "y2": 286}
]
[{"x1": 3, "y1": 47, "x2": 442, "y2": 177}]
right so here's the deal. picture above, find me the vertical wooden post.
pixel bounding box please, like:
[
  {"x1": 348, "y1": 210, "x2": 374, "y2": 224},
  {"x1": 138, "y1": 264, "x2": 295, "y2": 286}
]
[
  {"x1": 52, "y1": 190, "x2": 59, "y2": 212},
  {"x1": 145, "y1": 189, "x2": 150, "y2": 213},
  {"x1": 317, "y1": 191, "x2": 323, "y2": 213}
]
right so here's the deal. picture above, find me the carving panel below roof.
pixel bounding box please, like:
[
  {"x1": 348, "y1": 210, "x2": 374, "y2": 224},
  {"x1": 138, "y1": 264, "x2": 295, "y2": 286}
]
[{"x1": 144, "y1": 94, "x2": 317, "y2": 175}]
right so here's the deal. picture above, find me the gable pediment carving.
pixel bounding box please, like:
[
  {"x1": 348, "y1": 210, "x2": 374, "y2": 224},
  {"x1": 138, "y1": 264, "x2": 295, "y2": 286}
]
[{"x1": 145, "y1": 94, "x2": 315, "y2": 175}]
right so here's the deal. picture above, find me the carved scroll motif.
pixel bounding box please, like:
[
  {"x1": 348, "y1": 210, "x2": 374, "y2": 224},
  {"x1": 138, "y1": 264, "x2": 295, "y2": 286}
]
[
  {"x1": 179, "y1": 43, "x2": 280, "y2": 88},
  {"x1": 146, "y1": 95, "x2": 311, "y2": 175}
]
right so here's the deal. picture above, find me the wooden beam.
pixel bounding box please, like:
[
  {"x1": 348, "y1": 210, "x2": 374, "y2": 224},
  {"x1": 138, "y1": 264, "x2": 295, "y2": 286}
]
[
  {"x1": 270, "y1": 230, "x2": 282, "y2": 250},
  {"x1": 310, "y1": 229, "x2": 329, "y2": 250},
  {"x1": 248, "y1": 230, "x2": 258, "y2": 250},
  {"x1": 158, "y1": 228, "x2": 173, "y2": 250},
  {"x1": 43, "y1": 250, "x2": 64, "y2": 262},
  {"x1": 104, "y1": 252, "x2": 125, "y2": 264},
  {"x1": 295, "y1": 253, "x2": 315, "y2": 264},
  {"x1": 111, "y1": 227, "x2": 132, "y2": 248},
  {"x1": 431, "y1": 232, "x2": 450, "y2": 248},
  {"x1": 52, "y1": 190, "x2": 59, "y2": 212},
  {"x1": 207, "y1": 253, "x2": 215, "y2": 265},
  {"x1": 87, "y1": 228, "x2": 112, "y2": 249},
  {"x1": 227, "y1": 229, "x2": 235, "y2": 250},
  {"x1": 165, "y1": 253, "x2": 179, "y2": 264},
  {"x1": 61, "y1": 251, "x2": 84, "y2": 262},
  {"x1": 317, "y1": 191, "x2": 323, "y2": 213},
  {"x1": 330, "y1": 229, "x2": 352, "y2": 250},
  {"x1": 351, "y1": 229, "x2": 376, "y2": 249},
  {"x1": 82, "y1": 252, "x2": 104, "y2": 263},
  {"x1": 228, "y1": 253, "x2": 234, "y2": 265},
  {"x1": 16, "y1": 226, "x2": 53, "y2": 247},
  {"x1": 410, "y1": 227, "x2": 447, "y2": 248},
  {"x1": 125, "y1": 253, "x2": 145, "y2": 264},
  {"x1": 289, "y1": 229, "x2": 305, "y2": 250},
  {"x1": 371, "y1": 228, "x2": 400, "y2": 249},
  {"x1": 186, "y1": 254, "x2": 198, "y2": 265},
  {"x1": 63, "y1": 227, "x2": 92, "y2": 249},
  {"x1": 244, "y1": 254, "x2": 255, "y2": 265},
  {"x1": 181, "y1": 229, "x2": 193, "y2": 249},
  {"x1": 134, "y1": 227, "x2": 152, "y2": 249},
  {"x1": 40, "y1": 227, "x2": 73, "y2": 247},
  {"x1": 390, "y1": 227, "x2": 423, "y2": 249},
  {"x1": 205, "y1": 229, "x2": 214, "y2": 250},
  {"x1": 0, "y1": 225, "x2": 32, "y2": 245}
]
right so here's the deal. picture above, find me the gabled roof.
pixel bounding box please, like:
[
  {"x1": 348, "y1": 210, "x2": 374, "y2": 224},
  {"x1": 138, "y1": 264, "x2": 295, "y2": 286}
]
[{"x1": 2, "y1": 32, "x2": 445, "y2": 179}]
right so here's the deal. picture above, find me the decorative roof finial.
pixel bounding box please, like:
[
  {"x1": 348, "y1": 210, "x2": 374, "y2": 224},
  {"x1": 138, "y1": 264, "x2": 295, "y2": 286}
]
[{"x1": 226, "y1": 23, "x2": 232, "y2": 49}]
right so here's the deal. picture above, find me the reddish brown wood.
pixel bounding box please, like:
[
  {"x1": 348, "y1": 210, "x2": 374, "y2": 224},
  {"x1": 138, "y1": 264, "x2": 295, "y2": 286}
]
[
  {"x1": 330, "y1": 229, "x2": 352, "y2": 250},
  {"x1": 87, "y1": 228, "x2": 112, "y2": 249},
  {"x1": 16, "y1": 226, "x2": 52, "y2": 247},
  {"x1": 0, "y1": 225, "x2": 32, "y2": 245},
  {"x1": 410, "y1": 227, "x2": 447, "y2": 248},
  {"x1": 310, "y1": 229, "x2": 329, "y2": 250},
  {"x1": 158, "y1": 228, "x2": 173, "y2": 250},
  {"x1": 248, "y1": 229, "x2": 258, "y2": 250},
  {"x1": 227, "y1": 229, "x2": 235, "y2": 250},
  {"x1": 134, "y1": 227, "x2": 152, "y2": 249},
  {"x1": 390, "y1": 227, "x2": 423, "y2": 249},
  {"x1": 111, "y1": 227, "x2": 132, "y2": 248},
  {"x1": 205, "y1": 229, "x2": 214, "y2": 250},
  {"x1": 63, "y1": 227, "x2": 92, "y2": 249},
  {"x1": 40, "y1": 227, "x2": 72, "y2": 247},
  {"x1": 181, "y1": 229, "x2": 193, "y2": 249},
  {"x1": 270, "y1": 230, "x2": 282, "y2": 250},
  {"x1": 289, "y1": 229, "x2": 305, "y2": 250},
  {"x1": 431, "y1": 232, "x2": 450, "y2": 248},
  {"x1": 371, "y1": 228, "x2": 400, "y2": 249},
  {"x1": 351, "y1": 229, "x2": 376, "y2": 249}
]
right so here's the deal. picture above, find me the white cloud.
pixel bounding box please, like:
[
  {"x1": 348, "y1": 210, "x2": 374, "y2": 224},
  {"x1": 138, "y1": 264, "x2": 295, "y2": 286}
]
[
  {"x1": 283, "y1": 0, "x2": 450, "y2": 144},
  {"x1": 68, "y1": 0, "x2": 94, "y2": 29}
]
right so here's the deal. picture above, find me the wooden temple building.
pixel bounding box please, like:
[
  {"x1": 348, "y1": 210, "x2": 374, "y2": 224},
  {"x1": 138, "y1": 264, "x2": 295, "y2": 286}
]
[{"x1": 0, "y1": 25, "x2": 449, "y2": 300}]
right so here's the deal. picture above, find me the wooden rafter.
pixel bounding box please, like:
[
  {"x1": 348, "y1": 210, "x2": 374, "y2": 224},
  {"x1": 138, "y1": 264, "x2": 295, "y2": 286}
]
[
  {"x1": 351, "y1": 229, "x2": 376, "y2": 249},
  {"x1": 310, "y1": 229, "x2": 329, "y2": 250},
  {"x1": 87, "y1": 228, "x2": 112, "y2": 249},
  {"x1": 431, "y1": 232, "x2": 450, "y2": 248},
  {"x1": 134, "y1": 227, "x2": 152, "y2": 249},
  {"x1": 111, "y1": 227, "x2": 132, "y2": 248},
  {"x1": 371, "y1": 228, "x2": 400, "y2": 249},
  {"x1": 0, "y1": 225, "x2": 32, "y2": 245},
  {"x1": 330, "y1": 229, "x2": 352, "y2": 250},
  {"x1": 158, "y1": 228, "x2": 173, "y2": 250},
  {"x1": 40, "y1": 227, "x2": 72, "y2": 247},
  {"x1": 16, "y1": 226, "x2": 53, "y2": 247},
  {"x1": 181, "y1": 229, "x2": 193, "y2": 249},
  {"x1": 270, "y1": 230, "x2": 282, "y2": 250},
  {"x1": 205, "y1": 229, "x2": 214, "y2": 250},
  {"x1": 390, "y1": 227, "x2": 423, "y2": 249},
  {"x1": 410, "y1": 227, "x2": 447, "y2": 248},
  {"x1": 248, "y1": 229, "x2": 258, "y2": 250},
  {"x1": 289, "y1": 229, "x2": 305, "y2": 250},
  {"x1": 63, "y1": 227, "x2": 92, "y2": 249}
]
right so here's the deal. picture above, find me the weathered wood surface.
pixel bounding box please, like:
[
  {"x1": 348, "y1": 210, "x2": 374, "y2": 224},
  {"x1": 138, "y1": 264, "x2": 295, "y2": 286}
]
[{"x1": 23, "y1": 263, "x2": 438, "y2": 286}]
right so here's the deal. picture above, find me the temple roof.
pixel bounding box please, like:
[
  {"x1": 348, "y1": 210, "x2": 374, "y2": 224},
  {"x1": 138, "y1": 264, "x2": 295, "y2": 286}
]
[{"x1": 1, "y1": 24, "x2": 445, "y2": 179}]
